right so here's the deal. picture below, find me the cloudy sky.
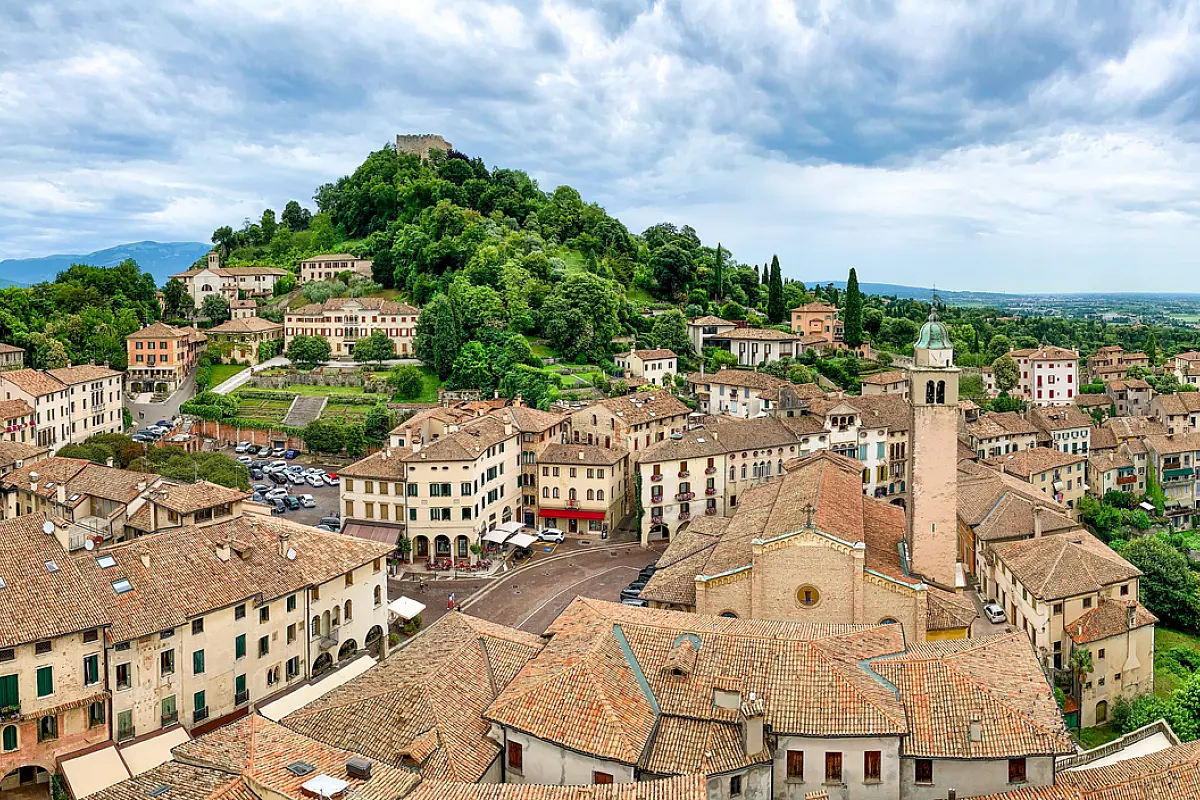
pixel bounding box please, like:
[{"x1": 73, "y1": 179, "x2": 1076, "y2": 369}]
[{"x1": 3, "y1": 1, "x2": 1200, "y2": 292}]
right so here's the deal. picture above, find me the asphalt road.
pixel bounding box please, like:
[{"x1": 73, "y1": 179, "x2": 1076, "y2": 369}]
[{"x1": 127, "y1": 370, "x2": 197, "y2": 427}]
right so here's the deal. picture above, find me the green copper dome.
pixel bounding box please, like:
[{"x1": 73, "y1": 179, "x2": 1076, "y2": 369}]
[{"x1": 915, "y1": 305, "x2": 952, "y2": 350}]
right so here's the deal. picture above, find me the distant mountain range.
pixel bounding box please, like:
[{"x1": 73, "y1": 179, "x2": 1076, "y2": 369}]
[{"x1": 0, "y1": 241, "x2": 210, "y2": 286}]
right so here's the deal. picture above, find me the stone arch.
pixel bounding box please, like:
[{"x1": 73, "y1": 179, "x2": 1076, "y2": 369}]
[
  {"x1": 650, "y1": 523, "x2": 670, "y2": 541},
  {"x1": 338, "y1": 639, "x2": 358, "y2": 660},
  {"x1": 718, "y1": 611, "x2": 738, "y2": 619},
  {"x1": 313, "y1": 652, "x2": 333, "y2": 675},
  {"x1": 925, "y1": 380, "x2": 935, "y2": 404},
  {"x1": 414, "y1": 536, "x2": 429, "y2": 559},
  {"x1": 365, "y1": 625, "x2": 383, "y2": 645},
  {"x1": 434, "y1": 535, "x2": 450, "y2": 556}
]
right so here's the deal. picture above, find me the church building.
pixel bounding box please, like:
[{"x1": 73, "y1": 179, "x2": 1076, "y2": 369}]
[{"x1": 642, "y1": 304, "x2": 976, "y2": 640}]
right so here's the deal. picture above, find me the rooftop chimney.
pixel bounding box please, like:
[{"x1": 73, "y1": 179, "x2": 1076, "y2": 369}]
[
  {"x1": 105, "y1": 457, "x2": 114, "y2": 468},
  {"x1": 278, "y1": 531, "x2": 290, "y2": 558},
  {"x1": 140, "y1": 553, "x2": 151, "y2": 569},
  {"x1": 1127, "y1": 603, "x2": 1137, "y2": 630},
  {"x1": 969, "y1": 720, "x2": 982, "y2": 743},
  {"x1": 29, "y1": 472, "x2": 38, "y2": 493},
  {"x1": 1033, "y1": 505, "x2": 1043, "y2": 538},
  {"x1": 56, "y1": 483, "x2": 66, "y2": 505},
  {"x1": 215, "y1": 543, "x2": 231, "y2": 562}
]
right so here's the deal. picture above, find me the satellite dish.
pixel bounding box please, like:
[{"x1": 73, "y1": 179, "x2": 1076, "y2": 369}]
[
  {"x1": 84, "y1": 538, "x2": 95, "y2": 551},
  {"x1": 286, "y1": 548, "x2": 297, "y2": 561},
  {"x1": 41, "y1": 520, "x2": 54, "y2": 535}
]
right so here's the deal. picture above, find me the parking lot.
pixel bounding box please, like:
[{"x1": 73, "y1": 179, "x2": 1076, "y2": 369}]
[{"x1": 246, "y1": 461, "x2": 344, "y2": 527}]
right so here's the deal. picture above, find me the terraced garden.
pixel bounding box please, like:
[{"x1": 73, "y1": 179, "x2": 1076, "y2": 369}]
[{"x1": 233, "y1": 392, "x2": 377, "y2": 427}]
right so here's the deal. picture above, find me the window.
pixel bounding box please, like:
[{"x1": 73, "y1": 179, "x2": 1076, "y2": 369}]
[
  {"x1": 161, "y1": 649, "x2": 175, "y2": 676},
  {"x1": 0, "y1": 650, "x2": 12, "y2": 664},
  {"x1": 864, "y1": 750, "x2": 881, "y2": 782},
  {"x1": 344, "y1": 600, "x2": 353, "y2": 621},
  {"x1": 83, "y1": 654, "x2": 100, "y2": 685},
  {"x1": 235, "y1": 634, "x2": 246, "y2": 660},
  {"x1": 287, "y1": 594, "x2": 297, "y2": 612},
  {"x1": 34, "y1": 641, "x2": 51, "y2": 655},
  {"x1": 259, "y1": 606, "x2": 270, "y2": 624},
  {"x1": 259, "y1": 636, "x2": 269, "y2": 657},
  {"x1": 88, "y1": 701, "x2": 105, "y2": 728},
  {"x1": 374, "y1": 585, "x2": 383, "y2": 607},
  {"x1": 1121, "y1": 584, "x2": 1130, "y2": 596},
  {"x1": 1083, "y1": 597, "x2": 1093, "y2": 609},
  {"x1": 1053, "y1": 603, "x2": 1063, "y2": 615},
  {"x1": 116, "y1": 709, "x2": 134, "y2": 740},
  {"x1": 267, "y1": 665, "x2": 281, "y2": 686},
  {"x1": 116, "y1": 663, "x2": 131, "y2": 690},
  {"x1": 786, "y1": 750, "x2": 803, "y2": 780},
  {"x1": 235, "y1": 604, "x2": 246, "y2": 620},
  {"x1": 729, "y1": 775, "x2": 742, "y2": 796},
  {"x1": 507, "y1": 741, "x2": 523, "y2": 771},
  {"x1": 914, "y1": 759, "x2": 933, "y2": 784},
  {"x1": 797, "y1": 585, "x2": 819, "y2": 607},
  {"x1": 1008, "y1": 757, "x2": 1027, "y2": 783},
  {"x1": 194, "y1": 690, "x2": 206, "y2": 714},
  {"x1": 83, "y1": 629, "x2": 99, "y2": 643},
  {"x1": 38, "y1": 715, "x2": 57, "y2": 742},
  {"x1": 825, "y1": 752, "x2": 842, "y2": 783},
  {"x1": 193, "y1": 649, "x2": 205, "y2": 675},
  {"x1": 1098, "y1": 648, "x2": 1106, "y2": 660},
  {"x1": 2, "y1": 724, "x2": 15, "y2": 751},
  {"x1": 36, "y1": 666, "x2": 53, "y2": 697},
  {"x1": 287, "y1": 656, "x2": 300, "y2": 679},
  {"x1": 594, "y1": 773, "x2": 613, "y2": 785}
]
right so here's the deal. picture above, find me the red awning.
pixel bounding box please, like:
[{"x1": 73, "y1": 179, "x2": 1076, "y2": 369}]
[{"x1": 539, "y1": 508, "x2": 605, "y2": 521}]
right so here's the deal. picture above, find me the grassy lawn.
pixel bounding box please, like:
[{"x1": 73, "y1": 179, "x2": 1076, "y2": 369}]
[
  {"x1": 209, "y1": 364, "x2": 249, "y2": 386},
  {"x1": 1155, "y1": 627, "x2": 1200, "y2": 698},
  {"x1": 1078, "y1": 723, "x2": 1122, "y2": 749},
  {"x1": 524, "y1": 336, "x2": 555, "y2": 360}
]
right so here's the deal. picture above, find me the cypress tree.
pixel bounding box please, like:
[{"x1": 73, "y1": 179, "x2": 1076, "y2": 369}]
[
  {"x1": 843, "y1": 267, "x2": 864, "y2": 347},
  {"x1": 713, "y1": 243, "x2": 725, "y2": 301},
  {"x1": 767, "y1": 255, "x2": 785, "y2": 324}
]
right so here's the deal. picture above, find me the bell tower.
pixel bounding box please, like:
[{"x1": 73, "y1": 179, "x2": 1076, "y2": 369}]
[{"x1": 906, "y1": 299, "x2": 960, "y2": 589}]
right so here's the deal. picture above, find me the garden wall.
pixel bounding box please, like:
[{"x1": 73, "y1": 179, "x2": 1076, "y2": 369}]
[{"x1": 197, "y1": 420, "x2": 305, "y2": 450}]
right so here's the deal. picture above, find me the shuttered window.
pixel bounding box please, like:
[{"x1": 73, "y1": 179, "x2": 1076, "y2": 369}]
[
  {"x1": 0, "y1": 675, "x2": 18, "y2": 709},
  {"x1": 36, "y1": 666, "x2": 52, "y2": 698},
  {"x1": 864, "y1": 751, "x2": 881, "y2": 782},
  {"x1": 507, "y1": 741, "x2": 522, "y2": 771},
  {"x1": 825, "y1": 752, "x2": 842, "y2": 783},
  {"x1": 1, "y1": 725, "x2": 15, "y2": 751},
  {"x1": 786, "y1": 750, "x2": 803, "y2": 780}
]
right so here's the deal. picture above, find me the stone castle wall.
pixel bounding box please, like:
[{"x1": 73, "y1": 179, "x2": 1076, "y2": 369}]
[{"x1": 396, "y1": 134, "x2": 452, "y2": 159}]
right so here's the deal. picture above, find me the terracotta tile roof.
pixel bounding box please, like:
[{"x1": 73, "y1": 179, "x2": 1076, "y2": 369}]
[
  {"x1": 983, "y1": 447, "x2": 1086, "y2": 479},
  {"x1": 1106, "y1": 378, "x2": 1152, "y2": 391},
  {"x1": 966, "y1": 411, "x2": 1039, "y2": 440},
  {"x1": 1, "y1": 369, "x2": 66, "y2": 396},
  {"x1": 1103, "y1": 416, "x2": 1166, "y2": 440},
  {"x1": 993, "y1": 531, "x2": 1140, "y2": 602},
  {"x1": 288, "y1": 298, "x2": 420, "y2": 317},
  {"x1": 408, "y1": 775, "x2": 707, "y2": 800},
  {"x1": 0, "y1": 440, "x2": 44, "y2": 467},
  {"x1": 630, "y1": 349, "x2": 677, "y2": 360},
  {"x1": 706, "y1": 327, "x2": 799, "y2": 341},
  {"x1": 206, "y1": 317, "x2": 283, "y2": 334},
  {"x1": 45, "y1": 364, "x2": 121, "y2": 384},
  {"x1": 1030, "y1": 405, "x2": 1092, "y2": 432},
  {"x1": 1144, "y1": 432, "x2": 1200, "y2": 456},
  {"x1": 127, "y1": 321, "x2": 194, "y2": 340},
  {"x1": 757, "y1": 382, "x2": 827, "y2": 404},
  {"x1": 174, "y1": 713, "x2": 421, "y2": 800},
  {"x1": 283, "y1": 612, "x2": 543, "y2": 781},
  {"x1": 974, "y1": 740, "x2": 1200, "y2": 799},
  {"x1": 860, "y1": 369, "x2": 907, "y2": 385},
  {"x1": 1, "y1": 457, "x2": 159, "y2": 503},
  {"x1": 1067, "y1": 599, "x2": 1157, "y2": 645},
  {"x1": 540, "y1": 443, "x2": 628, "y2": 467},
  {"x1": 0, "y1": 343, "x2": 21, "y2": 355},
  {"x1": 1088, "y1": 452, "x2": 1133, "y2": 474},
  {"x1": 342, "y1": 449, "x2": 408, "y2": 480},
  {"x1": 390, "y1": 406, "x2": 480, "y2": 437},
  {"x1": 685, "y1": 369, "x2": 787, "y2": 391},
  {"x1": 1123, "y1": 438, "x2": 1147, "y2": 455},
  {"x1": 150, "y1": 480, "x2": 251, "y2": 514},
  {"x1": 640, "y1": 418, "x2": 807, "y2": 463},
  {"x1": 301, "y1": 253, "x2": 363, "y2": 261},
  {"x1": 641, "y1": 716, "x2": 770, "y2": 775},
  {"x1": 1010, "y1": 345, "x2": 1079, "y2": 361},
  {"x1": 230, "y1": 298, "x2": 257, "y2": 309},
  {"x1": 926, "y1": 589, "x2": 978, "y2": 631},
  {"x1": 496, "y1": 405, "x2": 567, "y2": 433},
  {"x1": 85, "y1": 761, "x2": 242, "y2": 800},
  {"x1": 0, "y1": 400, "x2": 32, "y2": 420},
  {"x1": 72, "y1": 515, "x2": 391, "y2": 642},
  {"x1": 871, "y1": 633, "x2": 1074, "y2": 759},
  {"x1": 1177, "y1": 351, "x2": 1200, "y2": 362},
  {"x1": 486, "y1": 599, "x2": 907, "y2": 768},
  {"x1": 593, "y1": 393, "x2": 691, "y2": 428},
  {"x1": 836, "y1": 394, "x2": 911, "y2": 433},
  {"x1": 689, "y1": 315, "x2": 733, "y2": 326},
  {"x1": 1089, "y1": 426, "x2": 1118, "y2": 451},
  {"x1": 790, "y1": 303, "x2": 837, "y2": 313},
  {"x1": 401, "y1": 415, "x2": 516, "y2": 463},
  {"x1": 1074, "y1": 393, "x2": 1112, "y2": 409},
  {"x1": 0, "y1": 515, "x2": 107, "y2": 645},
  {"x1": 957, "y1": 467, "x2": 1078, "y2": 542}
]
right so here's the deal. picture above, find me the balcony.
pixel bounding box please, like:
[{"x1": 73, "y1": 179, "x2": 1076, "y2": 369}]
[
  {"x1": 675, "y1": 492, "x2": 695, "y2": 502},
  {"x1": 650, "y1": 474, "x2": 663, "y2": 483},
  {"x1": 704, "y1": 507, "x2": 717, "y2": 516},
  {"x1": 117, "y1": 726, "x2": 136, "y2": 742},
  {"x1": 0, "y1": 704, "x2": 19, "y2": 722},
  {"x1": 319, "y1": 626, "x2": 341, "y2": 650},
  {"x1": 193, "y1": 707, "x2": 209, "y2": 723},
  {"x1": 705, "y1": 488, "x2": 716, "y2": 496},
  {"x1": 704, "y1": 467, "x2": 716, "y2": 475},
  {"x1": 235, "y1": 689, "x2": 249, "y2": 707},
  {"x1": 678, "y1": 512, "x2": 691, "y2": 521},
  {"x1": 567, "y1": 499, "x2": 580, "y2": 509},
  {"x1": 651, "y1": 495, "x2": 663, "y2": 505},
  {"x1": 162, "y1": 711, "x2": 178, "y2": 727},
  {"x1": 1116, "y1": 475, "x2": 1137, "y2": 486},
  {"x1": 651, "y1": 514, "x2": 663, "y2": 524},
  {"x1": 677, "y1": 471, "x2": 690, "y2": 478}
]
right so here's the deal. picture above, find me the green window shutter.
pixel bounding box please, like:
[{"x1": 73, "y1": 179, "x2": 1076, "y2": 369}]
[
  {"x1": 162, "y1": 695, "x2": 176, "y2": 718},
  {"x1": 2, "y1": 724, "x2": 15, "y2": 751},
  {"x1": 0, "y1": 675, "x2": 18, "y2": 709},
  {"x1": 235, "y1": 635, "x2": 245, "y2": 659},
  {"x1": 193, "y1": 650, "x2": 205, "y2": 675},
  {"x1": 193, "y1": 690, "x2": 205, "y2": 712},
  {"x1": 84, "y1": 655, "x2": 98, "y2": 685},
  {"x1": 36, "y1": 666, "x2": 52, "y2": 698},
  {"x1": 235, "y1": 674, "x2": 246, "y2": 694}
]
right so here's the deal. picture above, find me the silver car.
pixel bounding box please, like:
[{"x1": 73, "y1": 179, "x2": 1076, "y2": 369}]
[{"x1": 982, "y1": 603, "x2": 1007, "y2": 624}]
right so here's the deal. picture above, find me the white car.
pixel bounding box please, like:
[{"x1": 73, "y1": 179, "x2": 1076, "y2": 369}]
[
  {"x1": 305, "y1": 474, "x2": 324, "y2": 488},
  {"x1": 538, "y1": 528, "x2": 565, "y2": 544},
  {"x1": 305, "y1": 467, "x2": 325, "y2": 476},
  {"x1": 324, "y1": 473, "x2": 340, "y2": 486},
  {"x1": 299, "y1": 494, "x2": 317, "y2": 508},
  {"x1": 236, "y1": 455, "x2": 252, "y2": 465},
  {"x1": 264, "y1": 488, "x2": 289, "y2": 501},
  {"x1": 234, "y1": 441, "x2": 251, "y2": 454},
  {"x1": 982, "y1": 603, "x2": 1007, "y2": 624},
  {"x1": 289, "y1": 472, "x2": 307, "y2": 485},
  {"x1": 268, "y1": 461, "x2": 288, "y2": 473}
]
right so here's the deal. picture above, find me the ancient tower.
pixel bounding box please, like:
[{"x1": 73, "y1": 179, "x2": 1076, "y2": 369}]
[{"x1": 906, "y1": 301, "x2": 960, "y2": 589}]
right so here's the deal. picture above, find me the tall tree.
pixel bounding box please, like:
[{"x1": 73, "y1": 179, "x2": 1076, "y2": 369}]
[
  {"x1": 201, "y1": 294, "x2": 231, "y2": 325},
  {"x1": 843, "y1": 267, "x2": 864, "y2": 347},
  {"x1": 992, "y1": 353, "x2": 1020, "y2": 392},
  {"x1": 1146, "y1": 332, "x2": 1158, "y2": 366},
  {"x1": 712, "y1": 243, "x2": 724, "y2": 301},
  {"x1": 260, "y1": 208, "x2": 277, "y2": 241},
  {"x1": 767, "y1": 255, "x2": 785, "y2": 324},
  {"x1": 281, "y1": 200, "x2": 312, "y2": 232},
  {"x1": 162, "y1": 279, "x2": 193, "y2": 319},
  {"x1": 414, "y1": 295, "x2": 461, "y2": 380}
]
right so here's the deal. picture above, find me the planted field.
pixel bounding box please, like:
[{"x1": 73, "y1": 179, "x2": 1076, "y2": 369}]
[{"x1": 235, "y1": 397, "x2": 290, "y2": 424}]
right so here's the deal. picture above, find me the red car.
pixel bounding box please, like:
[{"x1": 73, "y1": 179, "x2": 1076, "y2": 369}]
[{"x1": 323, "y1": 473, "x2": 340, "y2": 486}]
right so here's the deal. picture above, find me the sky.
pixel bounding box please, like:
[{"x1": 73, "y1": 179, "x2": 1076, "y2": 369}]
[{"x1": 4, "y1": 1, "x2": 1200, "y2": 293}]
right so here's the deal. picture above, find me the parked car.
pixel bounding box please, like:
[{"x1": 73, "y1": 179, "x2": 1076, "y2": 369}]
[
  {"x1": 236, "y1": 455, "x2": 252, "y2": 465},
  {"x1": 324, "y1": 473, "x2": 340, "y2": 485},
  {"x1": 249, "y1": 469, "x2": 263, "y2": 481},
  {"x1": 149, "y1": 425, "x2": 171, "y2": 436},
  {"x1": 235, "y1": 441, "x2": 251, "y2": 453},
  {"x1": 982, "y1": 603, "x2": 1007, "y2": 624},
  {"x1": 620, "y1": 581, "x2": 646, "y2": 600},
  {"x1": 268, "y1": 460, "x2": 288, "y2": 473},
  {"x1": 155, "y1": 419, "x2": 172, "y2": 429},
  {"x1": 315, "y1": 524, "x2": 338, "y2": 532},
  {"x1": 318, "y1": 517, "x2": 341, "y2": 531},
  {"x1": 131, "y1": 433, "x2": 154, "y2": 443},
  {"x1": 284, "y1": 496, "x2": 302, "y2": 510},
  {"x1": 305, "y1": 474, "x2": 324, "y2": 488},
  {"x1": 289, "y1": 472, "x2": 307, "y2": 485},
  {"x1": 265, "y1": 488, "x2": 289, "y2": 501},
  {"x1": 638, "y1": 563, "x2": 658, "y2": 582},
  {"x1": 253, "y1": 484, "x2": 271, "y2": 495},
  {"x1": 538, "y1": 528, "x2": 565, "y2": 544},
  {"x1": 285, "y1": 464, "x2": 306, "y2": 474},
  {"x1": 299, "y1": 494, "x2": 317, "y2": 508},
  {"x1": 270, "y1": 447, "x2": 285, "y2": 457},
  {"x1": 269, "y1": 471, "x2": 287, "y2": 484},
  {"x1": 271, "y1": 499, "x2": 286, "y2": 515},
  {"x1": 621, "y1": 597, "x2": 648, "y2": 607},
  {"x1": 283, "y1": 449, "x2": 299, "y2": 459}
]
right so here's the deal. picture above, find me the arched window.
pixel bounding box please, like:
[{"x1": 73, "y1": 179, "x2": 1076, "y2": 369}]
[
  {"x1": 332, "y1": 606, "x2": 340, "y2": 626},
  {"x1": 586, "y1": 489, "x2": 594, "y2": 500},
  {"x1": 321, "y1": 610, "x2": 330, "y2": 633},
  {"x1": 778, "y1": 459, "x2": 783, "y2": 473},
  {"x1": 879, "y1": 617, "x2": 899, "y2": 625},
  {"x1": 569, "y1": 488, "x2": 577, "y2": 500},
  {"x1": 373, "y1": 585, "x2": 382, "y2": 607},
  {"x1": 312, "y1": 616, "x2": 321, "y2": 637},
  {"x1": 344, "y1": 600, "x2": 352, "y2": 621},
  {"x1": 592, "y1": 415, "x2": 597, "y2": 425},
  {"x1": 2, "y1": 724, "x2": 16, "y2": 751},
  {"x1": 552, "y1": 487, "x2": 559, "y2": 499},
  {"x1": 936, "y1": 380, "x2": 946, "y2": 404},
  {"x1": 542, "y1": 487, "x2": 549, "y2": 498},
  {"x1": 741, "y1": 464, "x2": 747, "y2": 479},
  {"x1": 751, "y1": 463, "x2": 758, "y2": 478},
  {"x1": 597, "y1": 489, "x2": 605, "y2": 501},
  {"x1": 729, "y1": 466, "x2": 735, "y2": 480},
  {"x1": 925, "y1": 380, "x2": 935, "y2": 404},
  {"x1": 719, "y1": 611, "x2": 738, "y2": 619}
]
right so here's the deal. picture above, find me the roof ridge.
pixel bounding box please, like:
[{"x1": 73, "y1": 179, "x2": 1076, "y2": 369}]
[
  {"x1": 941, "y1": 655, "x2": 1065, "y2": 744},
  {"x1": 805, "y1": 639, "x2": 907, "y2": 730}
]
